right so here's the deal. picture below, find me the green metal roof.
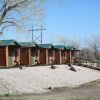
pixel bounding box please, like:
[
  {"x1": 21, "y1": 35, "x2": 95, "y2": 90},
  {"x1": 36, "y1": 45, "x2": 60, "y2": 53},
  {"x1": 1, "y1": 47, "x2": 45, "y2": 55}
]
[
  {"x1": 53, "y1": 45, "x2": 78, "y2": 50},
  {"x1": 38, "y1": 44, "x2": 54, "y2": 49},
  {"x1": 0, "y1": 41, "x2": 3, "y2": 45},
  {"x1": 65, "y1": 46, "x2": 77, "y2": 50},
  {"x1": 0, "y1": 40, "x2": 19, "y2": 46},
  {"x1": 53, "y1": 45, "x2": 66, "y2": 50},
  {"x1": 18, "y1": 42, "x2": 37, "y2": 47},
  {"x1": 0, "y1": 40, "x2": 79, "y2": 51}
]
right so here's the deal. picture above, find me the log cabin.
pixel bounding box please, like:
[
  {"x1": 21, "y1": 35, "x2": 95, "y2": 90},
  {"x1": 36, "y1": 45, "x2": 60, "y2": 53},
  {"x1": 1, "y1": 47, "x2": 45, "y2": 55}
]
[
  {"x1": 0, "y1": 40, "x2": 20, "y2": 67},
  {"x1": 18, "y1": 42, "x2": 40, "y2": 66},
  {"x1": 38, "y1": 44, "x2": 54, "y2": 65},
  {"x1": 0, "y1": 40, "x2": 79, "y2": 67},
  {"x1": 65, "y1": 46, "x2": 79, "y2": 64},
  {"x1": 53, "y1": 45, "x2": 66, "y2": 64}
]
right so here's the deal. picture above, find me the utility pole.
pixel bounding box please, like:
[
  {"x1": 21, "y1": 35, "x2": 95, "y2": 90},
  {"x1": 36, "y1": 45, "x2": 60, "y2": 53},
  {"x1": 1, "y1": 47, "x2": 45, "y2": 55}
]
[
  {"x1": 28, "y1": 25, "x2": 46, "y2": 64},
  {"x1": 28, "y1": 25, "x2": 34, "y2": 43},
  {"x1": 41, "y1": 25, "x2": 43, "y2": 44},
  {"x1": 28, "y1": 25, "x2": 46, "y2": 44}
]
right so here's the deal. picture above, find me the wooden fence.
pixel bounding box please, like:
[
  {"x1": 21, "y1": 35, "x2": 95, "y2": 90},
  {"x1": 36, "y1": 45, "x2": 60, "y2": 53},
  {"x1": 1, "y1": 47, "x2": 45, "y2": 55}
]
[{"x1": 73, "y1": 58, "x2": 100, "y2": 70}]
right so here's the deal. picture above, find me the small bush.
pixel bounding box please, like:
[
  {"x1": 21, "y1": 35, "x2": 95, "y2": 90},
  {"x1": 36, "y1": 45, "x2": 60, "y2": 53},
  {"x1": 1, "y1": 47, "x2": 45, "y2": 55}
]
[
  {"x1": 48, "y1": 87, "x2": 52, "y2": 90},
  {"x1": 4, "y1": 93, "x2": 10, "y2": 97},
  {"x1": 70, "y1": 67, "x2": 76, "y2": 72},
  {"x1": 51, "y1": 65, "x2": 56, "y2": 69},
  {"x1": 68, "y1": 63, "x2": 72, "y2": 67}
]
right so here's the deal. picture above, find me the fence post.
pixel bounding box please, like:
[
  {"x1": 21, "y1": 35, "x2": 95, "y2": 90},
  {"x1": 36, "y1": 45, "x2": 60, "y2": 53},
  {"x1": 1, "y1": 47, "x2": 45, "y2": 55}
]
[
  {"x1": 91, "y1": 60, "x2": 92, "y2": 68},
  {"x1": 97, "y1": 61, "x2": 99, "y2": 68},
  {"x1": 86, "y1": 59, "x2": 87, "y2": 66}
]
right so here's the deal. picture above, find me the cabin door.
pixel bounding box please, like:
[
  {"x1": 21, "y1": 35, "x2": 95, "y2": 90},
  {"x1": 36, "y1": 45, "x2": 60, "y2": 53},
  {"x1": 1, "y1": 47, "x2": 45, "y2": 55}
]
[
  {"x1": 31, "y1": 49, "x2": 34, "y2": 65},
  {"x1": 20, "y1": 48, "x2": 28, "y2": 65},
  {"x1": 42, "y1": 49, "x2": 46, "y2": 64},
  {"x1": 9, "y1": 49, "x2": 13, "y2": 66}
]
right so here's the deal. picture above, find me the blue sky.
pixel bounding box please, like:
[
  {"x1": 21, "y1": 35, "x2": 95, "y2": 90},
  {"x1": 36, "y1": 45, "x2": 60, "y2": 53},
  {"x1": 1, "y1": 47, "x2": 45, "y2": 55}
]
[
  {"x1": 0, "y1": 0, "x2": 100, "y2": 44},
  {"x1": 44, "y1": 0, "x2": 100, "y2": 44}
]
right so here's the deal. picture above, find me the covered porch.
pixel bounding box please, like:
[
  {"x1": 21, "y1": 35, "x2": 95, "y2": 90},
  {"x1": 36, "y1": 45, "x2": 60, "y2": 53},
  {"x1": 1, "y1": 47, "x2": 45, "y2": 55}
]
[{"x1": 0, "y1": 40, "x2": 20, "y2": 67}]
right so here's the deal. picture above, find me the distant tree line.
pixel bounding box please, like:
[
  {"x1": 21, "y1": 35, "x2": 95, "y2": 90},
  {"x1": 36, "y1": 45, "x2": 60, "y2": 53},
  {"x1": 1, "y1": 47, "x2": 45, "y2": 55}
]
[
  {"x1": 79, "y1": 35, "x2": 100, "y2": 61},
  {"x1": 57, "y1": 35, "x2": 100, "y2": 61}
]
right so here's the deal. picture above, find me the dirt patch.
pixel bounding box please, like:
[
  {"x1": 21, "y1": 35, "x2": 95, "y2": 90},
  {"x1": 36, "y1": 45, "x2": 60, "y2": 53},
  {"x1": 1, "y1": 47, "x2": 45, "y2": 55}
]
[{"x1": 1, "y1": 79, "x2": 100, "y2": 100}]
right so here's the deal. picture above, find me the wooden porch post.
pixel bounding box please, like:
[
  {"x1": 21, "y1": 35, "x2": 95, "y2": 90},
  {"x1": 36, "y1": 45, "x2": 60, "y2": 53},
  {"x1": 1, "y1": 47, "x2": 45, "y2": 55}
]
[
  {"x1": 46, "y1": 49, "x2": 49, "y2": 64},
  {"x1": 59, "y1": 50, "x2": 61, "y2": 64},
  {"x1": 28, "y1": 48, "x2": 31, "y2": 66},
  {"x1": 5, "y1": 46, "x2": 9, "y2": 67},
  {"x1": 69, "y1": 50, "x2": 72, "y2": 64},
  {"x1": 65, "y1": 51, "x2": 67, "y2": 62},
  {"x1": 18, "y1": 48, "x2": 20, "y2": 65},
  {"x1": 38, "y1": 49, "x2": 40, "y2": 64},
  {"x1": 46, "y1": 49, "x2": 48, "y2": 64},
  {"x1": 53, "y1": 50, "x2": 55, "y2": 62}
]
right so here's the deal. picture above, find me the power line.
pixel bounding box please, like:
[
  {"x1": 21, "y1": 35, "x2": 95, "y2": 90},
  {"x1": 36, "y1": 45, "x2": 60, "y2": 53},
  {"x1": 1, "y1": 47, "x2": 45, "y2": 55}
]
[{"x1": 28, "y1": 25, "x2": 46, "y2": 44}]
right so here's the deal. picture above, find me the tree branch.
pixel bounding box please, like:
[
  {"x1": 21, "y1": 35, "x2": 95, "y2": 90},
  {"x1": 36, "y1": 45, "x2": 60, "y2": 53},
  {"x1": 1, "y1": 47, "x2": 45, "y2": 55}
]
[
  {"x1": 1, "y1": 24, "x2": 13, "y2": 32},
  {"x1": 2, "y1": 21, "x2": 15, "y2": 24},
  {"x1": 0, "y1": 0, "x2": 29, "y2": 25}
]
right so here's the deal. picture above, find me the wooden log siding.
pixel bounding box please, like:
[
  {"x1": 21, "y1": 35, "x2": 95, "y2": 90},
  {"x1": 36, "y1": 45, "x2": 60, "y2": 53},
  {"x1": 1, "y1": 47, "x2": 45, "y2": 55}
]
[
  {"x1": 41, "y1": 49, "x2": 46, "y2": 64},
  {"x1": 0, "y1": 47, "x2": 6, "y2": 67},
  {"x1": 20, "y1": 48, "x2": 29, "y2": 65},
  {"x1": 66, "y1": 50, "x2": 72, "y2": 64},
  {"x1": 65, "y1": 51, "x2": 71, "y2": 64},
  {"x1": 54, "y1": 50, "x2": 60, "y2": 64}
]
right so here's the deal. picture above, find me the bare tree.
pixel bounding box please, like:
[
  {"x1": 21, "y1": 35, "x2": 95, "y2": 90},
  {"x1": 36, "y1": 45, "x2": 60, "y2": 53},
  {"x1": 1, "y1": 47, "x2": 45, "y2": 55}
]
[
  {"x1": 79, "y1": 35, "x2": 100, "y2": 61},
  {"x1": 0, "y1": 0, "x2": 63, "y2": 33},
  {"x1": 68, "y1": 40, "x2": 80, "y2": 49},
  {"x1": 57, "y1": 36, "x2": 67, "y2": 45},
  {"x1": 57, "y1": 36, "x2": 80, "y2": 49},
  {"x1": 0, "y1": 0, "x2": 52, "y2": 33},
  {"x1": 88, "y1": 35, "x2": 100, "y2": 60}
]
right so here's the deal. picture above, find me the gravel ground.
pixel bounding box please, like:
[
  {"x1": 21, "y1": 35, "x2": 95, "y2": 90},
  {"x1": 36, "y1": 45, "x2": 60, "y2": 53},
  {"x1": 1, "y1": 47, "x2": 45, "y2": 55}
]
[{"x1": 0, "y1": 65, "x2": 100, "y2": 95}]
